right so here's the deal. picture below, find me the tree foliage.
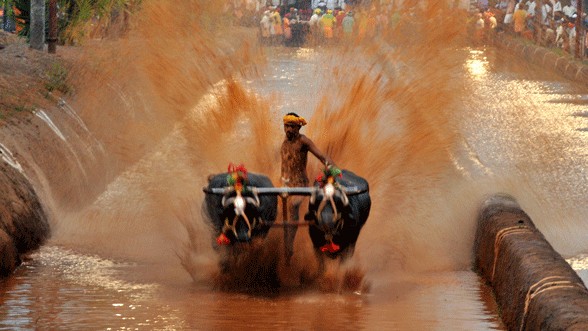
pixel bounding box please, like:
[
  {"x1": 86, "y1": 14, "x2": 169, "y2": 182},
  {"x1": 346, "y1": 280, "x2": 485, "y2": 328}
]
[{"x1": 7, "y1": 0, "x2": 141, "y2": 44}]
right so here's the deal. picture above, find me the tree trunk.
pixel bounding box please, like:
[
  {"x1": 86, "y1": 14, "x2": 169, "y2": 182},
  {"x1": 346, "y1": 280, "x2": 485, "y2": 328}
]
[
  {"x1": 2, "y1": 0, "x2": 7, "y2": 31},
  {"x1": 30, "y1": 0, "x2": 45, "y2": 51},
  {"x1": 48, "y1": 0, "x2": 57, "y2": 53},
  {"x1": 576, "y1": 0, "x2": 584, "y2": 58}
]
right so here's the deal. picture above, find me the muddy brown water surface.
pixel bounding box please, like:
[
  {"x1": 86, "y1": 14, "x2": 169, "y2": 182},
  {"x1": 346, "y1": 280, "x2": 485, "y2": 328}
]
[{"x1": 1, "y1": 42, "x2": 588, "y2": 330}]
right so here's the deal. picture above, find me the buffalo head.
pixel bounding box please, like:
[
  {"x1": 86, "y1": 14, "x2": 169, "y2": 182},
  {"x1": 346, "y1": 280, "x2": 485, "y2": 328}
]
[{"x1": 306, "y1": 169, "x2": 371, "y2": 259}]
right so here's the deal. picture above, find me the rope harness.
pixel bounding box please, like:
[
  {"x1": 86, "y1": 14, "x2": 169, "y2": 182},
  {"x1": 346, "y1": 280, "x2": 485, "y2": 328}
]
[
  {"x1": 491, "y1": 225, "x2": 532, "y2": 282},
  {"x1": 309, "y1": 183, "x2": 350, "y2": 249},
  {"x1": 221, "y1": 190, "x2": 261, "y2": 240},
  {"x1": 519, "y1": 276, "x2": 588, "y2": 331}
]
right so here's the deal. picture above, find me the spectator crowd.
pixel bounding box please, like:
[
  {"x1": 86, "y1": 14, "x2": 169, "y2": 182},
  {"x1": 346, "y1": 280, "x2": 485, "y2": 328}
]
[
  {"x1": 222, "y1": 0, "x2": 587, "y2": 58},
  {"x1": 257, "y1": 5, "x2": 398, "y2": 46},
  {"x1": 225, "y1": 1, "x2": 399, "y2": 47},
  {"x1": 474, "y1": 0, "x2": 587, "y2": 58}
]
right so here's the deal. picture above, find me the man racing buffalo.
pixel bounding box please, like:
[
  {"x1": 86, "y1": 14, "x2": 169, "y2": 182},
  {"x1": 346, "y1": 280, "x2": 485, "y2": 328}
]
[{"x1": 280, "y1": 112, "x2": 336, "y2": 265}]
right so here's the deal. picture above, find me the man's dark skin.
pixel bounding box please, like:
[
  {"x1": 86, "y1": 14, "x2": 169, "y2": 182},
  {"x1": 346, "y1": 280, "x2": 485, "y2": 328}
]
[{"x1": 280, "y1": 114, "x2": 334, "y2": 264}]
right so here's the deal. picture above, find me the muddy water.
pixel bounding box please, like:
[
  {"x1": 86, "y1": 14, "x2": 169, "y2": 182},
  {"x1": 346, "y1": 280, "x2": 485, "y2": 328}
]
[
  {"x1": 2, "y1": 43, "x2": 588, "y2": 329},
  {"x1": 0, "y1": 246, "x2": 501, "y2": 329},
  {"x1": 2, "y1": 1, "x2": 588, "y2": 329}
]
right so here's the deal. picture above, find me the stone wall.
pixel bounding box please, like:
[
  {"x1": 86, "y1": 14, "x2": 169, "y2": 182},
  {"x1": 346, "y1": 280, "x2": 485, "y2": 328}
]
[{"x1": 493, "y1": 33, "x2": 588, "y2": 86}]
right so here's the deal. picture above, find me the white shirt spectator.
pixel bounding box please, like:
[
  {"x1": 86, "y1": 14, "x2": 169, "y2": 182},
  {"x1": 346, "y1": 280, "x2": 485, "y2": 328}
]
[
  {"x1": 555, "y1": 23, "x2": 564, "y2": 47},
  {"x1": 505, "y1": 0, "x2": 516, "y2": 22},
  {"x1": 551, "y1": 0, "x2": 562, "y2": 18},
  {"x1": 476, "y1": 16, "x2": 485, "y2": 30},
  {"x1": 562, "y1": 4, "x2": 576, "y2": 18},
  {"x1": 567, "y1": 23, "x2": 576, "y2": 40},
  {"x1": 489, "y1": 15, "x2": 498, "y2": 29},
  {"x1": 541, "y1": 3, "x2": 551, "y2": 24},
  {"x1": 567, "y1": 22, "x2": 576, "y2": 52},
  {"x1": 260, "y1": 12, "x2": 271, "y2": 37},
  {"x1": 526, "y1": 0, "x2": 536, "y2": 16},
  {"x1": 497, "y1": 0, "x2": 509, "y2": 9},
  {"x1": 309, "y1": 12, "x2": 320, "y2": 27}
]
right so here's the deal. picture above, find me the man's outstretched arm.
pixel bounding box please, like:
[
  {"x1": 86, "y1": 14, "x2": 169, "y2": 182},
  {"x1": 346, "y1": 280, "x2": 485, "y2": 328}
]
[{"x1": 303, "y1": 136, "x2": 336, "y2": 167}]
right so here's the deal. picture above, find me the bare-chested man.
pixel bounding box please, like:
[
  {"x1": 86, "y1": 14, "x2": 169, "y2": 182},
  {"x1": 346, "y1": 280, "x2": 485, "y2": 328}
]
[{"x1": 281, "y1": 112, "x2": 335, "y2": 264}]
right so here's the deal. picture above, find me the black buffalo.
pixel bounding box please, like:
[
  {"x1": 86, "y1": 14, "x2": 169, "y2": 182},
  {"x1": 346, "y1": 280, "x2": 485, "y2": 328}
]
[
  {"x1": 305, "y1": 169, "x2": 371, "y2": 260},
  {"x1": 203, "y1": 172, "x2": 277, "y2": 245}
]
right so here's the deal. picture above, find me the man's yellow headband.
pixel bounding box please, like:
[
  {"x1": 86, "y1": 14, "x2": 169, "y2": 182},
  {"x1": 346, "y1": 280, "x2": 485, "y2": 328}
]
[{"x1": 283, "y1": 114, "x2": 307, "y2": 126}]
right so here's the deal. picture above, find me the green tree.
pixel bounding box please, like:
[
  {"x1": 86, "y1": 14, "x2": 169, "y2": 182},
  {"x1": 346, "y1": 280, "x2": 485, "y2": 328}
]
[
  {"x1": 11, "y1": 0, "x2": 140, "y2": 44},
  {"x1": 13, "y1": 0, "x2": 30, "y2": 37}
]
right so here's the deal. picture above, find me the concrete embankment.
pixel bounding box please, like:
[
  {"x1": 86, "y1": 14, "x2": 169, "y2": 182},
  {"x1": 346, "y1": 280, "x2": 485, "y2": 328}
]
[
  {"x1": 474, "y1": 194, "x2": 588, "y2": 330},
  {"x1": 493, "y1": 33, "x2": 588, "y2": 86},
  {"x1": 0, "y1": 162, "x2": 49, "y2": 276}
]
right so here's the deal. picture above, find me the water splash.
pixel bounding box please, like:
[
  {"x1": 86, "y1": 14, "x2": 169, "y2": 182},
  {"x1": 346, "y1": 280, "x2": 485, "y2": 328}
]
[
  {"x1": 4, "y1": 3, "x2": 587, "y2": 330},
  {"x1": 57, "y1": 98, "x2": 107, "y2": 161},
  {"x1": 35, "y1": 109, "x2": 67, "y2": 141},
  {"x1": 45, "y1": 1, "x2": 537, "y2": 289},
  {"x1": 34, "y1": 109, "x2": 89, "y2": 180},
  {"x1": 0, "y1": 142, "x2": 25, "y2": 175}
]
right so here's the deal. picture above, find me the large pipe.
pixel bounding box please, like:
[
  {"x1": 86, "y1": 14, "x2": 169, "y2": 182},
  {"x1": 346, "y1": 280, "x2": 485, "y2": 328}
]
[
  {"x1": 0, "y1": 162, "x2": 50, "y2": 277},
  {"x1": 474, "y1": 194, "x2": 588, "y2": 330}
]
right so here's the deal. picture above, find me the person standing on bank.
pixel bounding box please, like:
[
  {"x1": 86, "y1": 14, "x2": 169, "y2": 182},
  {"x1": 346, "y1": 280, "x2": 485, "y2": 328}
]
[{"x1": 281, "y1": 112, "x2": 335, "y2": 265}]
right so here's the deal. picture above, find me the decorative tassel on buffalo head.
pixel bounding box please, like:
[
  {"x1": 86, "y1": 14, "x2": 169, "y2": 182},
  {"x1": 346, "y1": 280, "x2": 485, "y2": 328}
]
[{"x1": 227, "y1": 163, "x2": 249, "y2": 192}]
